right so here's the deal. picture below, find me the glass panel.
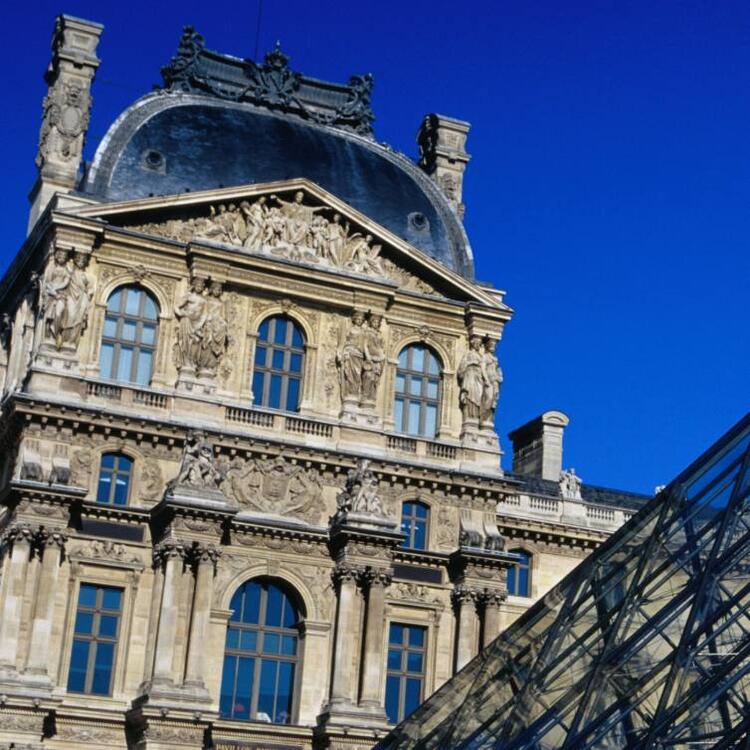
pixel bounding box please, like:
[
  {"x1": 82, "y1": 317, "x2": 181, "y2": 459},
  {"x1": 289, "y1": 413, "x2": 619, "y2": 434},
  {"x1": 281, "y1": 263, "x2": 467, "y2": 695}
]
[
  {"x1": 394, "y1": 399, "x2": 404, "y2": 431},
  {"x1": 408, "y1": 402, "x2": 421, "y2": 435},
  {"x1": 117, "y1": 346, "x2": 133, "y2": 382},
  {"x1": 78, "y1": 584, "x2": 97, "y2": 608},
  {"x1": 125, "y1": 288, "x2": 141, "y2": 316},
  {"x1": 407, "y1": 651, "x2": 424, "y2": 673},
  {"x1": 67, "y1": 639, "x2": 90, "y2": 692},
  {"x1": 273, "y1": 318, "x2": 287, "y2": 344},
  {"x1": 102, "y1": 588, "x2": 122, "y2": 611},
  {"x1": 426, "y1": 379, "x2": 439, "y2": 399},
  {"x1": 281, "y1": 635, "x2": 297, "y2": 656},
  {"x1": 518, "y1": 567, "x2": 529, "y2": 597},
  {"x1": 398, "y1": 348, "x2": 408, "y2": 368},
  {"x1": 389, "y1": 623, "x2": 404, "y2": 645},
  {"x1": 242, "y1": 582, "x2": 261, "y2": 625},
  {"x1": 507, "y1": 566, "x2": 517, "y2": 595},
  {"x1": 113, "y1": 475, "x2": 129, "y2": 506},
  {"x1": 395, "y1": 374, "x2": 406, "y2": 393},
  {"x1": 254, "y1": 345, "x2": 267, "y2": 366},
  {"x1": 413, "y1": 520, "x2": 427, "y2": 550},
  {"x1": 226, "y1": 627, "x2": 239, "y2": 649},
  {"x1": 252, "y1": 372, "x2": 265, "y2": 404},
  {"x1": 99, "y1": 343, "x2": 114, "y2": 378},
  {"x1": 74, "y1": 612, "x2": 94, "y2": 635},
  {"x1": 281, "y1": 595, "x2": 297, "y2": 628},
  {"x1": 103, "y1": 316, "x2": 118, "y2": 338},
  {"x1": 411, "y1": 346, "x2": 424, "y2": 372},
  {"x1": 276, "y1": 661, "x2": 295, "y2": 723},
  {"x1": 141, "y1": 324, "x2": 156, "y2": 345},
  {"x1": 272, "y1": 349, "x2": 285, "y2": 370},
  {"x1": 290, "y1": 353, "x2": 302, "y2": 373},
  {"x1": 404, "y1": 677, "x2": 422, "y2": 717},
  {"x1": 101, "y1": 454, "x2": 115, "y2": 469},
  {"x1": 233, "y1": 656, "x2": 253, "y2": 720},
  {"x1": 240, "y1": 630, "x2": 257, "y2": 651},
  {"x1": 258, "y1": 319, "x2": 270, "y2": 342},
  {"x1": 388, "y1": 649, "x2": 401, "y2": 670},
  {"x1": 286, "y1": 378, "x2": 300, "y2": 411},
  {"x1": 263, "y1": 633, "x2": 280, "y2": 654},
  {"x1": 425, "y1": 404, "x2": 438, "y2": 438},
  {"x1": 257, "y1": 658, "x2": 278, "y2": 720},
  {"x1": 135, "y1": 351, "x2": 152, "y2": 385},
  {"x1": 385, "y1": 675, "x2": 401, "y2": 723},
  {"x1": 408, "y1": 627, "x2": 425, "y2": 647},
  {"x1": 106, "y1": 289, "x2": 121, "y2": 312},
  {"x1": 219, "y1": 655, "x2": 237, "y2": 718},
  {"x1": 409, "y1": 377, "x2": 423, "y2": 396},
  {"x1": 99, "y1": 615, "x2": 118, "y2": 638},
  {"x1": 143, "y1": 295, "x2": 158, "y2": 320},
  {"x1": 122, "y1": 320, "x2": 137, "y2": 341},
  {"x1": 268, "y1": 375, "x2": 282, "y2": 409},
  {"x1": 91, "y1": 641, "x2": 114, "y2": 695},
  {"x1": 415, "y1": 503, "x2": 428, "y2": 519},
  {"x1": 427, "y1": 353, "x2": 440, "y2": 375},
  {"x1": 291, "y1": 325, "x2": 304, "y2": 348},
  {"x1": 265, "y1": 585, "x2": 283, "y2": 626},
  {"x1": 97, "y1": 474, "x2": 112, "y2": 504}
]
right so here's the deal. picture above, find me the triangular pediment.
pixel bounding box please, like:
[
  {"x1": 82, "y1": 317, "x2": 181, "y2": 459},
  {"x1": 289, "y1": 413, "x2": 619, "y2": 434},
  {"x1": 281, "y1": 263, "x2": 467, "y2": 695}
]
[{"x1": 70, "y1": 179, "x2": 505, "y2": 307}]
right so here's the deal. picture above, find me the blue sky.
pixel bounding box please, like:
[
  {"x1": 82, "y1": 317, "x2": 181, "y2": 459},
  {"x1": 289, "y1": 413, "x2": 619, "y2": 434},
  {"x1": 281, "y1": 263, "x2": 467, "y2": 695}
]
[{"x1": 3, "y1": 1, "x2": 748, "y2": 493}]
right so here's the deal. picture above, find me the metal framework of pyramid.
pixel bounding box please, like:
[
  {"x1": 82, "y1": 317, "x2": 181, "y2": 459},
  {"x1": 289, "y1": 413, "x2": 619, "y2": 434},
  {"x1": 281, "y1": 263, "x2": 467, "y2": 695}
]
[{"x1": 378, "y1": 413, "x2": 750, "y2": 749}]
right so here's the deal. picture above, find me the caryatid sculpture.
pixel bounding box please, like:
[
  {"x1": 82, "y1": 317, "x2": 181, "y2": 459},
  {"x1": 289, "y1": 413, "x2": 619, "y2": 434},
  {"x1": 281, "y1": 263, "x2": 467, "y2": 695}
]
[
  {"x1": 336, "y1": 310, "x2": 367, "y2": 406},
  {"x1": 40, "y1": 248, "x2": 93, "y2": 350},
  {"x1": 197, "y1": 281, "x2": 229, "y2": 376},
  {"x1": 457, "y1": 335, "x2": 485, "y2": 428},
  {"x1": 480, "y1": 337, "x2": 503, "y2": 429},
  {"x1": 173, "y1": 276, "x2": 208, "y2": 373},
  {"x1": 172, "y1": 430, "x2": 223, "y2": 491},
  {"x1": 336, "y1": 458, "x2": 386, "y2": 517},
  {"x1": 360, "y1": 313, "x2": 385, "y2": 408}
]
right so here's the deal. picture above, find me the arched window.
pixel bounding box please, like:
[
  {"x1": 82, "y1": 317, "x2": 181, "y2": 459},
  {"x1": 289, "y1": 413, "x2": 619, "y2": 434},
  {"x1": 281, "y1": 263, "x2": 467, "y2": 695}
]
[
  {"x1": 220, "y1": 579, "x2": 301, "y2": 724},
  {"x1": 100, "y1": 286, "x2": 159, "y2": 385},
  {"x1": 96, "y1": 453, "x2": 133, "y2": 506},
  {"x1": 400, "y1": 501, "x2": 429, "y2": 550},
  {"x1": 394, "y1": 345, "x2": 442, "y2": 438},
  {"x1": 252, "y1": 316, "x2": 305, "y2": 412},
  {"x1": 507, "y1": 549, "x2": 532, "y2": 597}
]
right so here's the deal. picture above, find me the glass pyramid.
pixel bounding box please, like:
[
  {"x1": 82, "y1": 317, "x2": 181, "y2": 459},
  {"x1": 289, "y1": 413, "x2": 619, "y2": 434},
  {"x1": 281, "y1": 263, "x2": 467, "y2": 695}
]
[{"x1": 378, "y1": 413, "x2": 750, "y2": 749}]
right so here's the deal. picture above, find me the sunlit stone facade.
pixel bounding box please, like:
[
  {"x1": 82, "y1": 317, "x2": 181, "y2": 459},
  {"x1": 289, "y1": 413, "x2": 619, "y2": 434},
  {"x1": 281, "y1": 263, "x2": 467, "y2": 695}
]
[{"x1": 0, "y1": 15, "x2": 647, "y2": 750}]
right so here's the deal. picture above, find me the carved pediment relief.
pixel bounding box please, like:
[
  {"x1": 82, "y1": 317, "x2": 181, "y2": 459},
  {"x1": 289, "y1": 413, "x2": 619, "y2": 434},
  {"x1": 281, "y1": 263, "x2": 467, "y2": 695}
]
[{"x1": 118, "y1": 186, "x2": 444, "y2": 297}]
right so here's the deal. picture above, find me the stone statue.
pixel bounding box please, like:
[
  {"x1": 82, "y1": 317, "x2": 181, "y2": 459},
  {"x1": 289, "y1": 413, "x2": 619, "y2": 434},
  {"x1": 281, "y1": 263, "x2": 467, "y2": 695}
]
[
  {"x1": 480, "y1": 337, "x2": 503, "y2": 428},
  {"x1": 560, "y1": 468, "x2": 583, "y2": 501},
  {"x1": 271, "y1": 191, "x2": 326, "y2": 247},
  {"x1": 64, "y1": 252, "x2": 94, "y2": 346},
  {"x1": 336, "y1": 310, "x2": 367, "y2": 403},
  {"x1": 457, "y1": 335, "x2": 485, "y2": 425},
  {"x1": 4, "y1": 280, "x2": 37, "y2": 393},
  {"x1": 241, "y1": 197, "x2": 267, "y2": 251},
  {"x1": 173, "y1": 277, "x2": 208, "y2": 372},
  {"x1": 173, "y1": 430, "x2": 222, "y2": 490},
  {"x1": 360, "y1": 313, "x2": 385, "y2": 407},
  {"x1": 337, "y1": 458, "x2": 385, "y2": 516},
  {"x1": 197, "y1": 281, "x2": 229, "y2": 375},
  {"x1": 325, "y1": 213, "x2": 349, "y2": 265}
]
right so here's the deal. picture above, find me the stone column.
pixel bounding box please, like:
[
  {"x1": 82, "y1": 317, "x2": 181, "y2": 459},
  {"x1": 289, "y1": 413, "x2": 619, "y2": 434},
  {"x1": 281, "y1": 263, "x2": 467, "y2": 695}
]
[
  {"x1": 329, "y1": 565, "x2": 361, "y2": 707},
  {"x1": 151, "y1": 542, "x2": 186, "y2": 687},
  {"x1": 481, "y1": 592, "x2": 504, "y2": 649},
  {"x1": 359, "y1": 569, "x2": 391, "y2": 711},
  {"x1": 25, "y1": 530, "x2": 67, "y2": 677},
  {"x1": 183, "y1": 545, "x2": 220, "y2": 691},
  {"x1": 0, "y1": 526, "x2": 35, "y2": 672},
  {"x1": 453, "y1": 585, "x2": 479, "y2": 672}
]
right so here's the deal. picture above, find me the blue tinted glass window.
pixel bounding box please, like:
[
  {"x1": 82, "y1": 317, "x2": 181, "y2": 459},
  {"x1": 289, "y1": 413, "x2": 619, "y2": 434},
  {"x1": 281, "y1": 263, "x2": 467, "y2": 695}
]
[
  {"x1": 394, "y1": 345, "x2": 442, "y2": 437},
  {"x1": 401, "y1": 502, "x2": 430, "y2": 550},
  {"x1": 100, "y1": 286, "x2": 158, "y2": 385},
  {"x1": 507, "y1": 550, "x2": 532, "y2": 597},
  {"x1": 67, "y1": 584, "x2": 123, "y2": 696},
  {"x1": 386, "y1": 623, "x2": 427, "y2": 724},
  {"x1": 96, "y1": 453, "x2": 132, "y2": 506},
  {"x1": 219, "y1": 579, "x2": 301, "y2": 724}
]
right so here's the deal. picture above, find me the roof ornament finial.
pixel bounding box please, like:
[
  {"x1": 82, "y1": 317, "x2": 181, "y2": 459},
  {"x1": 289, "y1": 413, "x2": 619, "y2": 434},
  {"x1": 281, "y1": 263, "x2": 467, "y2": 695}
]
[{"x1": 265, "y1": 40, "x2": 289, "y2": 70}]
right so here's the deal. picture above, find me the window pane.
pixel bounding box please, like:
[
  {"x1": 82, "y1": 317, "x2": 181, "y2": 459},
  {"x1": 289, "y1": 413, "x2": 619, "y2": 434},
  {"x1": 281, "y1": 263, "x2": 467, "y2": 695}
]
[
  {"x1": 67, "y1": 639, "x2": 89, "y2": 692},
  {"x1": 398, "y1": 348, "x2": 408, "y2": 368},
  {"x1": 226, "y1": 628, "x2": 239, "y2": 649},
  {"x1": 220, "y1": 655, "x2": 237, "y2": 718},
  {"x1": 404, "y1": 677, "x2": 422, "y2": 717},
  {"x1": 426, "y1": 379, "x2": 439, "y2": 399},
  {"x1": 415, "y1": 503, "x2": 428, "y2": 519},
  {"x1": 518, "y1": 567, "x2": 529, "y2": 596},
  {"x1": 233, "y1": 656, "x2": 253, "y2": 720},
  {"x1": 290, "y1": 353, "x2": 302, "y2": 373},
  {"x1": 409, "y1": 378, "x2": 422, "y2": 396},
  {"x1": 425, "y1": 404, "x2": 438, "y2": 438},
  {"x1": 240, "y1": 630, "x2": 257, "y2": 651},
  {"x1": 291, "y1": 325, "x2": 304, "y2": 348},
  {"x1": 75, "y1": 612, "x2": 94, "y2": 635},
  {"x1": 407, "y1": 652, "x2": 424, "y2": 673},
  {"x1": 272, "y1": 349, "x2": 285, "y2": 370},
  {"x1": 408, "y1": 402, "x2": 421, "y2": 435},
  {"x1": 107, "y1": 289, "x2": 121, "y2": 312},
  {"x1": 408, "y1": 627, "x2": 425, "y2": 647},
  {"x1": 122, "y1": 320, "x2": 137, "y2": 341},
  {"x1": 141, "y1": 324, "x2": 156, "y2": 345},
  {"x1": 427, "y1": 353, "x2": 440, "y2": 375},
  {"x1": 385, "y1": 675, "x2": 401, "y2": 724},
  {"x1": 99, "y1": 615, "x2": 118, "y2": 638},
  {"x1": 254, "y1": 345, "x2": 267, "y2": 366},
  {"x1": 99, "y1": 342, "x2": 114, "y2": 379},
  {"x1": 280, "y1": 595, "x2": 297, "y2": 628},
  {"x1": 102, "y1": 588, "x2": 122, "y2": 611},
  {"x1": 394, "y1": 399, "x2": 404, "y2": 431},
  {"x1": 97, "y1": 474, "x2": 112, "y2": 504},
  {"x1": 286, "y1": 378, "x2": 300, "y2": 411},
  {"x1": 103, "y1": 316, "x2": 118, "y2": 338},
  {"x1": 117, "y1": 346, "x2": 133, "y2": 382},
  {"x1": 389, "y1": 623, "x2": 404, "y2": 645},
  {"x1": 265, "y1": 585, "x2": 283, "y2": 627},
  {"x1": 268, "y1": 375, "x2": 282, "y2": 409},
  {"x1": 276, "y1": 661, "x2": 295, "y2": 724},
  {"x1": 113, "y1": 475, "x2": 129, "y2": 506},
  {"x1": 281, "y1": 635, "x2": 297, "y2": 656},
  {"x1": 388, "y1": 649, "x2": 401, "y2": 670},
  {"x1": 413, "y1": 520, "x2": 427, "y2": 550},
  {"x1": 101, "y1": 454, "x2": 115, "y2": 469},
  {"x1": 252, "y1": 372, "x2": 265, "y2": 404},
  {"x1": 135, "y1": 351, "x2": 152, "y2": 386},
  {"x1": 91, "y1": 642, "x2": 115, "y2": 695},
  {"x1": 125, "y1": 288, "x2": 141, "y2": 316},
  {"x1": 273, "y1": 319, "x2": 287, "y2": 344},
  {"x1": 263, "y1": 633, "x2": 280, "y2": 654},
  {"x1": 242, "y1": 582, "x2": 261, "y2": 624},
  {"x1": 257, "y1": 658, "x2": 278, "y2": 719},
  {"x1": 79, "y1": 584, "x2": 97, "y2": 608},
  {"x1": 258, "y1": 319, "x2": 270, "y2": 342},
  {"x1": 143, "y1": 296, "x2": 158, "y2": 320},
  {"x1": 507, "y1": 566, "x2": 517, "y2": 595},
  {"x1": 411, "y1": 346, "x2": 424, "y2": 372},
  {"x1": 395, "y1": 374, "x2": 406, "y2": 393}
]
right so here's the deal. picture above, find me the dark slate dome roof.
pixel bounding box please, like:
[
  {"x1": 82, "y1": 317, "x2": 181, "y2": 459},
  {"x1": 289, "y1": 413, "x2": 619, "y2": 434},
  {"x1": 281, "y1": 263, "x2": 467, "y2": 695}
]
[{"x1": 82, "y1": 94, "x2": 474, "y2": 278}]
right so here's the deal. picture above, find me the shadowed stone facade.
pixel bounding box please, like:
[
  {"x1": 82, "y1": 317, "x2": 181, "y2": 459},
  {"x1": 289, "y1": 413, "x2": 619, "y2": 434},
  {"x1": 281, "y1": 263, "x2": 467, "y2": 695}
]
[{"x1": 0, "y1": 15, "x2": 649, "y2": 750}]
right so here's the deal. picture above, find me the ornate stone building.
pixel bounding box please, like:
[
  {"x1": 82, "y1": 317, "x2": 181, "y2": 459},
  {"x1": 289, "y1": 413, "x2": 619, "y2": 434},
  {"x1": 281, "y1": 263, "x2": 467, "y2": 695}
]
[{"x1": 0, "y1": 16, "x2": 648, "y2": 750}]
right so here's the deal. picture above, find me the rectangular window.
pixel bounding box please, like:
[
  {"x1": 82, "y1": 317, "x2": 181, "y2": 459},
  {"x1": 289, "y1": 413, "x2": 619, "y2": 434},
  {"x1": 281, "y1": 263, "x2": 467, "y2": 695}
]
[
  {"x1": 385, "y1": 623, "x2": 427, "y2": 724},
  {"x1": 67, "y1": 583, "x2": 123, "y2": 696}
]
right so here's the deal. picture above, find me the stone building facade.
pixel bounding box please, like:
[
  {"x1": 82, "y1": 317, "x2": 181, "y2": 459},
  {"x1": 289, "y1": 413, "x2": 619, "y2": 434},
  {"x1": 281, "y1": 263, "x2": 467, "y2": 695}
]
[{"x1": 0, "y1": 16, "x2": 648, "y2": 750}]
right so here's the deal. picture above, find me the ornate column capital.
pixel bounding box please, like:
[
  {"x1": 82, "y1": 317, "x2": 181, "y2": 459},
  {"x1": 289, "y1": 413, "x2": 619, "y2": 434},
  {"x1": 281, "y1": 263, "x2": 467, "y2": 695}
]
[
  {"x1": 152, "y1": 540, "x2": 188, "y2": 569},
  {"x1": 331, "y1": 562, "x2": 363, "y2": 588},
  {"x1": 36, "y1": 528, "x2": 68, "y2": 551},
  {"x1": 360, "y1": 566, "x2": 393, "y2": 589},
  {"x1": 1, "y1": 524, "x2": 37, "y2": 551},
  {"x1": 188, "y1": 543, "x2": 222, "y2": 570},
  {"x1": 477, "y1": 588, "x2": 505, "y2": 610},
  {"x1": 451, "y1": 583, "x2": 480, "y2": 610}
]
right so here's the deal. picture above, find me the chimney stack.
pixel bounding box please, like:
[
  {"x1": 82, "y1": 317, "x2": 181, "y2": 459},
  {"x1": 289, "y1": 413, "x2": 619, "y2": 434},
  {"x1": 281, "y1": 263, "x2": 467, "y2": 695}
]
[
  {"x1": 28, "y1": 15, "x2": 103, "y2": 233},
  {"x1": 508, "y1": 411, "x2": 570, "y2": 481},
  {"x1": 417, "y1": 113, "x2": 471, "y2": 219}
]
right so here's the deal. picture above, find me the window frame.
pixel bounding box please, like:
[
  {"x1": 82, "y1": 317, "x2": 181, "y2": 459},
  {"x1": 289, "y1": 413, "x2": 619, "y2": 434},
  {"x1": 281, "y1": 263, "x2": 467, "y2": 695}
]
[
  {"x1": 394, "y1": 345, "x2": 442, "y2": 438},
  {"x1": 66, "y1": 583, "x2": 124, "y2": 697},
  {"x1": 220, "y1": 579, "x2": 302, "y2": 724},
  {"x1": 251, "y1": 316, "x2": 306, "y2": 413},
  {"x1": 96, "y1": 452, "x2": 133, "y2": 506},
  {"x1": 385, "y1": 622, "x2": 428, "y2": 724},
  {"x1": 99, "y1": 285, "x2": 159, "y2": 386},
  {"x1": 507, "y1": 548, "x2": 532, "y2": 597},
  {"x1": 400, "y1": 500, "x2": 430, "y2": 550}
]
